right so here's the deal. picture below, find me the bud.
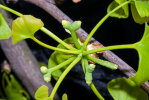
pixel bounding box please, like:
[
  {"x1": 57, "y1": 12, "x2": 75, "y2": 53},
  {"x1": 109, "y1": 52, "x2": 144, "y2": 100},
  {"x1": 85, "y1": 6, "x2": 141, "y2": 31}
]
[
  {"x1": 90, "y1": 64, "x2": 96, "y2": 69},
  {"x1": 77, "y1": 21, "x2": 82, "y2": 26},
  {"x1": 43, "y1": 72, "x2": 51, "y2": 82},
  {"x1": 62, "y1": 20, "x2": 68, "y2": 26},
  {"x1": 86, "y1": 81, "x2": 91, "y2": 86},
  {"x1": 40, "y1": 66, "x2": 48, "y2": 73},
  {"x1": 44, "y1": 77, "x2": 51, "y2": 82},
  {"x1": 72, "y1": 21, "x2": 82, "y2": 31}
]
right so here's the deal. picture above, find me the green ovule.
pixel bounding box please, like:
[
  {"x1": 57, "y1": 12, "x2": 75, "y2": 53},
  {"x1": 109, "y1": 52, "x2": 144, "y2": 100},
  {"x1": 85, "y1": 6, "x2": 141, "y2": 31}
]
[{"x1": 62, "y1": 20, "x2": 82, "y2": 49}]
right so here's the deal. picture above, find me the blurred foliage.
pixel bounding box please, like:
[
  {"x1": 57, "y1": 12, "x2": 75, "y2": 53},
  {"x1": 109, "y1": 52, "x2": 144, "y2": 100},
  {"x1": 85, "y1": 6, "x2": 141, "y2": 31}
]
[{"x1": 0, "y1": 62, "x2": 30, "y2": 100}]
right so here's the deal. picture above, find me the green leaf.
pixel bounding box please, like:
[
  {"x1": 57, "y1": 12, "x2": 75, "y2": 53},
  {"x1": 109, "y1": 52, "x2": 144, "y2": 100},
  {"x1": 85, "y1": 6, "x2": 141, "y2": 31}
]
[
  {"x1": 2, "y1": 72, "x2": 29, "y2": 100},
  {"x1": 48, "y1": 37, "x2": 74, "y2": 80},
  {"x1": 12, "y1": 15, "x2": 44, "y2": 43},
  {"x1": 131, "y1": 2, "x2": 149, "y2": 24},
  {"x1": 62, "y1": 93, "x2": 68, "y2": 100},
  {"x1": 108, "y1": 77, "x2": 148, "y2": 100},
  {"x1": 135, "y1": 1, "x2": 149, "y2": 18},
  {"x1": 10, "y1": 75, "x2": 30, "y2": 99},
  {"x1": 5, "y1": 89, "x2": 27, "y2": 100},
  {"x1": 0, "y1": 13, "x2": 11, "y2": 39},
  {"x1": 35, "y1": 85, "x2": 49, "y2": 100},
  {"x1": 131, "y1": 23, "x2": 149, "y2": 85},
  {"x1": 10, "y1": 75, "x2": 22, "y2": 90},
  {"x1": 107, "y1": 0, "x2": 129, "y2": 18}
]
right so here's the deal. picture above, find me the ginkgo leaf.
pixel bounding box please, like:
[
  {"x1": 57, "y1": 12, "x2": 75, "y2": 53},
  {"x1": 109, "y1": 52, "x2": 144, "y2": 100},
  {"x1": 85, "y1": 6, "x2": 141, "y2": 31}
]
[
  {"x1": 135, "y1": 1, "x2": 149, "y2": 18},
  {"x1": 131, "y1": 23, "x2": 149, "y2": 85},
  {"x1": 131, "y1": 1, "x2": 149, "y2": 24},
  {"x1": 48, "y1": 37, "x2": 74, "y2": 80},
  {"x1": 107, "y1": 0, "x2": 129, "y2": 18},
  {"x1": 108, "y1": 77, "x2": 148, "y2": 100},
  {"x1": 35, "y1": 85, "x2": 49, "y2": 100},
  {"x1": 0, "y1": 13, "x2": 11, "y2": 39},
  {"x1": 12, "y1": 15, "x2": 44, "y2": 43}
]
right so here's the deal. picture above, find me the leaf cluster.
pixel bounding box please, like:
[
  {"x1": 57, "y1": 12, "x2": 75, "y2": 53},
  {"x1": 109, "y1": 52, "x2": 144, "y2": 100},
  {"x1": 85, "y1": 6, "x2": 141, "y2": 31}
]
[{"x1": 108, "y1": 0, "x2": 149, "y2": 24}]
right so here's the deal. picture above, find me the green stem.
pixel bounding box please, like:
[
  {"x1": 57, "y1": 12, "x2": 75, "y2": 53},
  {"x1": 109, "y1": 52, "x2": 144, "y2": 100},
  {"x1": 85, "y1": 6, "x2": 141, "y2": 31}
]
[
  {"x1": 83, "y1": 1, "x2": 131, "y2": 47},
  {"x1": 70, "y1": 30, "x2": 81, "y2": 49},
  {"x1": 49, "y1": 56, "x2": 76, "y2": 72},
  {"x1": 83, "y1": 44, "x2": 134, "y2": 55},
  {"x1": 87, "y1": 55, "x2": 118, "y2": 70},
  {"x1": 31, "y1": 37, "x2": 81, "y2": 54},
  {"x1": 81, "y1": 56, "x2": 88, "y2": 74},
  {"x1": 40, "y1": 27, "x2": 77, "y2": 50},
  {"x1": 0, "y1": 4, "x2": 76, "y2": 50},
  {"x1": 90, "y1": 83, "x2": 105, "y2": 100},
  {"x1": 0, "y1": 4, "x2": 23, "y2": 16},
  {"x1": 49, "y1": 54, "x2": 82, "y2": 100}
]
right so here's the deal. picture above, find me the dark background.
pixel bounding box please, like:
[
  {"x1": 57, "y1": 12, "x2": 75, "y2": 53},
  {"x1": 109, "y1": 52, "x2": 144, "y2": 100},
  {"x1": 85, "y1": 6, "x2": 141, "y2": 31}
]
[{"x1": 0, "y1": 0, "x2": 145, "y2": 100}]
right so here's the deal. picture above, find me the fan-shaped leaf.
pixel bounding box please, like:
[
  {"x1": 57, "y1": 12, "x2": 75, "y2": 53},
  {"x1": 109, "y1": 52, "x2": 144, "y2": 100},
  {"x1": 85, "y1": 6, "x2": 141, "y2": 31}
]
[
  {"x1": 0, "y1": 13, "x2": 11, "y2": 39},
  {"x1": 135, "y1": 1, "x2": 149, "y2": 18},
  {"x1": 108, "y1": 77, "x2": 148, "y2": 100},
  {"x1": 35, "y1": 85, "x2": 49, "y2": 100},
  {"x1": 12, "y1": 15, "x2": 44, "y2": 43},
  {"x1": 107, "y1": 0, "x2": 129, "y2": 18},
  {"x1": 48, "y1": 37, "x2": 74, "y2": 80},
  {"x1": 131, "y1": 2, "x2": 149, "y2": 24},
  {"x1": 131, "y1": 23, "x2": 149, "y2": 85}
]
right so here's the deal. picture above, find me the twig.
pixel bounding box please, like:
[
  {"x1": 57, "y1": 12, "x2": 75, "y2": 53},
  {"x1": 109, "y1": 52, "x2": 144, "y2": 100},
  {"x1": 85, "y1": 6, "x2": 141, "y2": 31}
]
[{"x1": 23, "y1": 0, "x2": 149, "y2": 93}]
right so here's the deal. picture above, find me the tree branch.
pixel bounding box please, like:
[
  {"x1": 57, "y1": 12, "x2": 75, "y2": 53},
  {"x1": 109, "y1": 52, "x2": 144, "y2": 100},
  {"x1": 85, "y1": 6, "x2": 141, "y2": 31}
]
[{"x1": 23, "y1": 0, "x2": 149, "y2": 93}]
